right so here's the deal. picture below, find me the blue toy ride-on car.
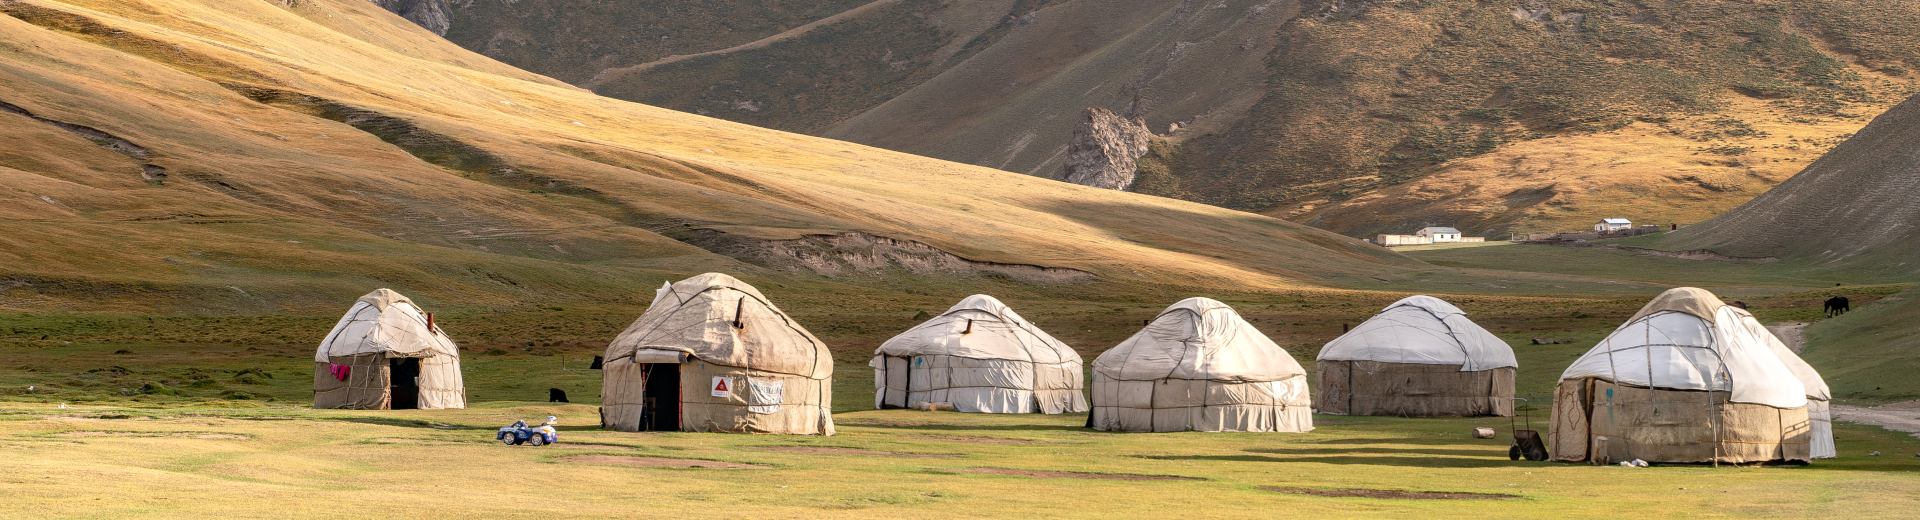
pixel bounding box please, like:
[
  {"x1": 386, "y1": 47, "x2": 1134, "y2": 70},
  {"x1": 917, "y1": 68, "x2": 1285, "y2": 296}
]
[{"x1": 497, "y1": 416, "x2": 559, "y2": 446}]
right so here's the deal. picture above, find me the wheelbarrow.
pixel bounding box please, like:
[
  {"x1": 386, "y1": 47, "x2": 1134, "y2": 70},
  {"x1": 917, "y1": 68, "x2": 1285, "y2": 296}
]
[{"x1": 1509, "y1": 397, "x2": 1548, "y2": 461}]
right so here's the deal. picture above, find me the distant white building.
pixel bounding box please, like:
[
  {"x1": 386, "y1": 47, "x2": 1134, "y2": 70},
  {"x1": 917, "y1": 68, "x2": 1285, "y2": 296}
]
[
  {"x1": 1416, "y1": 227, "x2": 1462, "y2": 243},
  {"x1": 1373, "y1": 226, "x2": 1483, "y2": 247},
  {"x1": 1595, "y1": 218, "x2": 1633, "y2": 233}
]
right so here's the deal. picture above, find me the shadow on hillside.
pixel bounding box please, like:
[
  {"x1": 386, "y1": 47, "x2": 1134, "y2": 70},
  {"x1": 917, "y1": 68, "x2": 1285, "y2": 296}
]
[{"x1": 1140, "y1": 453, "x2": 1519, "y2": 468}]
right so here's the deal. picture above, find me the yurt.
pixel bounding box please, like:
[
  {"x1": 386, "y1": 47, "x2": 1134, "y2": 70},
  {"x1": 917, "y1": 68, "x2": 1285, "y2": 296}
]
[
  {"x1": 600, "y1": 273, "x2": 834, "y2": 435},
  {"x1": 1089, "y1": 298, "x2": 1312, "y2": 433},
  {"x1": 1315, "y1": 295, "x2": 1517, "y2": 417},
  {"x1": 1549, "y1": 288, "x2": 1814, "y2": 464},
  {"x1": 871, "y1": 295, "x2": 1087, "y2": 414},
  {"x1": 314, "y1": 289, "x2": 466, "y2": 410},
  {"x1": 1737, "y1": 313, "x2": 1836, "y2": 459}
]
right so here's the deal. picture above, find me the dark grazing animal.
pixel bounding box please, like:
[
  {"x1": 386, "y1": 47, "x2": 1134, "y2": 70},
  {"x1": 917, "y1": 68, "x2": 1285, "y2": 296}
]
[
  {"x1": 549, "y1": 388, "x2": 570, "y2": 403},
  {"x1": 590, "y1": 355, "x2": 604, "y2": 370},
  {"x1": 1825, "y1": 296, "x2": 1851, "y2": 318}
]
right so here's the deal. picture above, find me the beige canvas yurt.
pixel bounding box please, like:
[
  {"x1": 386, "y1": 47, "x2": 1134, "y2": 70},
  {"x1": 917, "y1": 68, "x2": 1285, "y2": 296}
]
[
  {"x1": 1089, "y1": 298, "x2": 1312, "y2": 433},
  {"x1": 1316, "y1": 295, "x2": 1517, "y2": 417},
  {"x1": 600, "y1": 273, "x2": 834, "y2": 435},
  {"x1": 314, "y1": 289, "x2": 466, "y2": 410},
  {"x1": 871, "y1": 295, "x2": 1087, "y2": 414},
  {"x1": 1549, "y1": 288, "x2": 1816, "y2": 464}
]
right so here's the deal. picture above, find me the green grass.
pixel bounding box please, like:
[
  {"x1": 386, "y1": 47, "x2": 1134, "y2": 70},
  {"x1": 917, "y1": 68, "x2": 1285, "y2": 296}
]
[
  {"x1": 3, "y1": 403, "x2": 1919, "y2": 518},
  {"x1": 1405, "y1": 242, "x2": 1919, "y2": 290},
  {"x1": 1803, "y1": 286, "x2": 1920, "y2": 404}
]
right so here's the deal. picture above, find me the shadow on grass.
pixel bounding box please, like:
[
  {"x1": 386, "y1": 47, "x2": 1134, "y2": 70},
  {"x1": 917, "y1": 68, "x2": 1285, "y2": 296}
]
[
  {"x1": 1292, "y1": 436, "x2": 1507, "y2": 447},
  {"x1": 1139, "y1": 454, "x2": 1523, "y2": 468},
  {"x1": 1247, "y1": 447, "x2": 1506, "y2": 457},
  {"x1": 304, "y1": 416, "x2": 488, "y2": 430},
  {"x1": 834, "y1": 421, "x2": 1090, "y2": 432}
]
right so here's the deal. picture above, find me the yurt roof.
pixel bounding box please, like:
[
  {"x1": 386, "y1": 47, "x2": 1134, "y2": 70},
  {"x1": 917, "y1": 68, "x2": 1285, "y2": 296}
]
[
  {"x1": 316, "y1": 288, "x2": 458, "y2": 362},
  {"x1": 1092, "y1": 297, "x2": 1304, "y2": 382},
  {"x1": 1736, "y1": 310, "x2": 1832, "y2": 401},
  {"x1": 1317, "y1": 295, "x2": 1516, "y2": 371},
  {"x1": 1626, "y1": 286, "x2": 1724, "y2": 324},
  {"x1": 873, "y1": 295, "x2": 1080, "y2": 364},
  {"x1": 606, "y1": 273, "x2": 832, "y2": 379},
  {"x1": 1560, "y1": 287, "x2": 1807, "y2": 408}
]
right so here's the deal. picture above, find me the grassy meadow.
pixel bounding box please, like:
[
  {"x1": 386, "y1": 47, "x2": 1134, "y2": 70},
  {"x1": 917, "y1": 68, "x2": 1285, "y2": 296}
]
[
  {"x1": 5, "y1": 404, "x2": 1920, "y2": 519},
  {"x1": 5, "y1": 261, "x2": 1920, "y2": 518}
]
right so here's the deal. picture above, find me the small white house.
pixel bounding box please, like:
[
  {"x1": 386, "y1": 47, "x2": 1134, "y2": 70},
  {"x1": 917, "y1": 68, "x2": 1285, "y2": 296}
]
[
  {"x1": 1415, "y1": 227, "x2": 1462, "y2": 243},
  {"x1": 1595, "y1": 218, "x2": 1632, "y2": 233}
]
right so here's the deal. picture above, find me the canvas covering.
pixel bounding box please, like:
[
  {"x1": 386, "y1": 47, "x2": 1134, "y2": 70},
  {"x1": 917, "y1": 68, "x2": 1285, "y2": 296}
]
[
  {"x1": 1315, "y1": 295, "x2": 1516, "y2": 417},
  {"x1": 1550, "y1": 379, "x2": 1811, "y2": 464},
  {"x1": 1089, "y1": 298, "x2": 1313, "y2": 432},
  {"x1": 1318, "y1": 296, "x2": 1517, "y2": 371},
  {"x1": 1316, "y1": 361, "x2": 1515, "y2": 417},
  {"x1": 601, "y1": 273, "x2": 834, "y2": 434},
  {"x1": 1560, "y1": 289, "x2": 1807, "y2": 409},
  {"x1": 1738, "y1": 313, "x2": 1835, "y2": 458},
  {"x1": 1549, "y1": 287, "x2": 1823, "y2": 463},
  {"x1": 870, "y1": 295, "x2": 1088, "y2": 413},
  {"x1": 313, "y1": 289, "x2": 465, "y2": 410}
]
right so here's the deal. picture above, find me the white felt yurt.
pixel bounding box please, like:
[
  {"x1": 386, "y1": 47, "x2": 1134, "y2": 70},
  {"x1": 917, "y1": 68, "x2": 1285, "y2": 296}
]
[
  {"x1": 1549, "y1": 288, "x2": 1818, "y2": 464},
  {"x1": 314, "y1": 289, "x2": 466, "y2": 410},
  {"x1": 1089, "y1": 298, "x2": 1312, "y2": 433},
  {"x1": 600, "y1": 273, "x2": 834, "y2": 435},
  {"x1": 1316, "y1": 295, "x2": 1517, "y2": 417},
  {"x1": 871, "y1": 295, "x2": 1087, "y2": 414}
]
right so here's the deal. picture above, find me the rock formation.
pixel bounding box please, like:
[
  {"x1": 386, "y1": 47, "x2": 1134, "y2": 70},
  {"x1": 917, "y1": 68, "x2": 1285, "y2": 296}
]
[
  {"x1": 1064, "y1": 107, "x2": 1153, "y2": 191},
  {"x1": 370, "y1": 0, "x2": 452, "y2": 36}
]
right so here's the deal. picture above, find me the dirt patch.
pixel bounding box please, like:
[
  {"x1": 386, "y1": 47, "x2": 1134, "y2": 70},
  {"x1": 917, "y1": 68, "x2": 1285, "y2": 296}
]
[
  {"x1": 1261, "y1": 486, "x2": 1519, "y2": 500},
  {"x1": 1766, "y1": 322, "x2": 1809, "y2": 353},
  {"x1": 1834, "y1": 399, "x2": 1920, "y2": 437},
  {"x1": 52, "y1": 431, "x2": 248, "y2": 440},
  {"x1": 751, "y1": 446, "x2": 958, "y2": 458},
  {"x1": 556, "y1": 455, "x2": 769, "y2": 469},
  {"x1": 905, "y1": 435, "x2": 1053, "y2": 445},
  {"x1": 936, "y1": 467, "x2": 1201, "y2": 481}
]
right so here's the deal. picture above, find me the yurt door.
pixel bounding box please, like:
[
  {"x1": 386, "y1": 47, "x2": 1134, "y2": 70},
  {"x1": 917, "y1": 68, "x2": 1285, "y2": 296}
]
[
  {"x1": 881, "y1": 356, "x2": 910, "y2": 409},
  {"x1": 389, "y1": 357, "x2": 421, "y2": 410},
  {"x1": 640, "y1": 363, "x2": 681, "y2": 431}
]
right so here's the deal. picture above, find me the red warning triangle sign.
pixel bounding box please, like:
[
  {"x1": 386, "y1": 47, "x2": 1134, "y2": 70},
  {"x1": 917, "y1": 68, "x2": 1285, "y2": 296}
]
[{"x1": 714, "y1": 379, "x2": 729, "y2": 392}]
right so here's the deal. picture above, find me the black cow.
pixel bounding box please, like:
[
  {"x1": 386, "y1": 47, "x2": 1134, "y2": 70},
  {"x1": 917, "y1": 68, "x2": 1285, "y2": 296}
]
[
  {"x1": 549, "y1": 388, "x2": 570, "y2": 403},
  {"x1": 1825, "y1": 296, "x2": 1851, "y2": 318}
]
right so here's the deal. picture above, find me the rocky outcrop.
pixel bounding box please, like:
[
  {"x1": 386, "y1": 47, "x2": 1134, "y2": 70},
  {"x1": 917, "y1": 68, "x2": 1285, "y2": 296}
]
[
  {"x1": 1063, "y1": 107, "x2": 1153, "y2": 191},
  {"x1": 369, "y1": 0, "x2": 452, "y2": 36}
]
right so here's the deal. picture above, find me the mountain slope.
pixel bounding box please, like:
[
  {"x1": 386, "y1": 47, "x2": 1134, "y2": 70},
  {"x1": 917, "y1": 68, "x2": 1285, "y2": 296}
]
[
  {"x1": 0, "y1": 0, "x2": 1441, "y2": 312},
  {"x1": 393, "y1": 0, "x2": 1920, "y2": 238},
  {"x1": 1649, "y1": 92, "x2": 1920, "y2": 276}
]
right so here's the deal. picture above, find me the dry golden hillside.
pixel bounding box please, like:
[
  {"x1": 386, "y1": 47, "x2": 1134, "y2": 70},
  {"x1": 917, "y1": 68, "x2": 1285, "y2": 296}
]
[
  {"x1": 1276, "y1": 96, "x2": 1903, "y2": 235},
  {"x1": 0, "y1": 0, "x2": 1470, "y2": 312}
]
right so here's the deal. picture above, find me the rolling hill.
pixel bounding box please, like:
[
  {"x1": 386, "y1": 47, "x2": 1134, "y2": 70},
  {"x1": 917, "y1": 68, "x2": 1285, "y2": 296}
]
[
  {"x1": 1648, "y1": 92, "x2": 1920, "y2": 277},
  {"x1": 384, "y1": 0, "x2": 1920, "y2": 238},
  {"x1": 0, "y1": 0, "x2": 1467, "y2": 313}
]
